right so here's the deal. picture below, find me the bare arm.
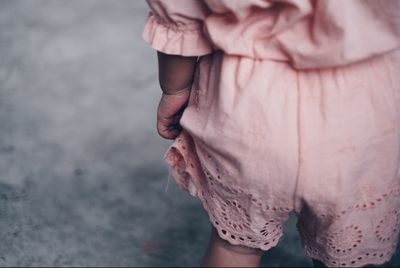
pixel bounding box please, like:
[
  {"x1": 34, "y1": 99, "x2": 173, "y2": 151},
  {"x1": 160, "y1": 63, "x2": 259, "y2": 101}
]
[
  {"x1": 155, "y1": 51, "x2": 200, "y2": 139},
  {"x1": 157, "y1": 51, "x2": 198, "y2": 94}
]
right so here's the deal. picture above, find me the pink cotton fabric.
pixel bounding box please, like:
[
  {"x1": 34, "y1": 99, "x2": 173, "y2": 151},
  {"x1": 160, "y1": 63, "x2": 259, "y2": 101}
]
[{"x1": 142, "y1": 0, "x2": 400, "y2": 267}]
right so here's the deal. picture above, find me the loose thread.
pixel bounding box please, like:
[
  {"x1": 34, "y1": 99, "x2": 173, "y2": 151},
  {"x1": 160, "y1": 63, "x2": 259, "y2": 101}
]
[{"x1": 164, "y1": 167, "x2": 172, "y2": 195}]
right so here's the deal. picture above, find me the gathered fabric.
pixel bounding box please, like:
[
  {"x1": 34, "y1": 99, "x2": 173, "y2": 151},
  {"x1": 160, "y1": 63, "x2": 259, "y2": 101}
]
[{"x1": 143, "y1": 0, "x2": 400, "y2": 69}]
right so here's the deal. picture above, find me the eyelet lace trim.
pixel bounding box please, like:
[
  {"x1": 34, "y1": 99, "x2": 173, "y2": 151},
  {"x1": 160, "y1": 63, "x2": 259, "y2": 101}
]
[
  {"x1": 198, "y1": 175, "x2": 287, "y2": 251},
  {"x1": 164, "y1": 130, "x2": 400, "y2": 266},
  {"x1": 297, "y1": 207, "x2": 400, "y2": 267},
  {"x1": 164, "y1": 131, "x2": 291, "y2": 251}
]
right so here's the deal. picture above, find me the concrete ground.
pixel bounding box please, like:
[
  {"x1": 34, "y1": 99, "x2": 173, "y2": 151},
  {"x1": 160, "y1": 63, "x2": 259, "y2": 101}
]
[{"x1": 0, "y1": 0, "x2": 398, "y2": 267}]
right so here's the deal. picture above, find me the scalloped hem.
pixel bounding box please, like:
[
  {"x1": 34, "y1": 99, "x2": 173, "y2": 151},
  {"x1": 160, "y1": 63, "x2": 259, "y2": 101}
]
[
  {"x1": 302, "y1": 241, "x2": 397, "y2": 267},
  {"x1": 142, "y1": 10, "x2": 214, "y2": 57},
  {"x1": 198, "y1": 182, "x2": 286, "y2": 252},
  {"x1": 162, "y1": 130, "x2": 286, "y2": 252},
  {"x1": 201, "y1": 199, "x2": 285, "y2": 252}
]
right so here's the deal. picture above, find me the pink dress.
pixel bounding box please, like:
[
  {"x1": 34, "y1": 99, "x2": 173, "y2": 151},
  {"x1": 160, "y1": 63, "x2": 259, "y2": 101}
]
[{"x1": 142, "y1": 0, "x2": 400, "y2": 266}]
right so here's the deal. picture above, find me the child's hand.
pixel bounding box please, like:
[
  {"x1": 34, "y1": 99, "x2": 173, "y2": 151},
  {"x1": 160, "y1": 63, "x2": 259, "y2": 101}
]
[
  {"x1": 157, "y1": 88, "x2": 191, "y2": 140},
  {"x1": 155, "y1": 51, "x2": 198, "y2": 140}
]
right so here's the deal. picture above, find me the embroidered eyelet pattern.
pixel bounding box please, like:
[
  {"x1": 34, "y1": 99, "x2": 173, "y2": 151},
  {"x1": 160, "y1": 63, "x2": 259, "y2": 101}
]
[
  {"x1": 200, "y1": 166, "x2": 250, "y2": 230},
  {"x1": 298, "y1": 204, "x2": 400, "y2": 267},
  {"x1": 375, "y1": 209, "x2": 400, "y2": 243},
  {"x1": 215, "y1": 198, "x2": 252, "y2": 232},
  {"x1": 259, "y1": 219, "x2": 283, "y2": 239},
  {"x1": 331, "y1": 185, "x2": 400, "y2": 220},
  {"x1": 166, "y1": 132, "x2": 400, "y2": 266},
  {"x1": 199, "y1": 179, "x2": 285, "y2": 250},
  {"x1": 248, "y1": 193, "x2": 292, "y2": 214},
  {"x1": 195, "y1": 158, "x2": 289, "y2": 250},
  {"x1": 324, "y1": 225, "x2": 363, "y2": 255},
  {"x1": 303, "y1": 243, "x2": 397, "y2": 267},
  {"x1": 202, "y1": 165, "x2": 247, "y2": 196},
  {"x1": 299, "y1": 220, "x2": 398, "y2": 267}
]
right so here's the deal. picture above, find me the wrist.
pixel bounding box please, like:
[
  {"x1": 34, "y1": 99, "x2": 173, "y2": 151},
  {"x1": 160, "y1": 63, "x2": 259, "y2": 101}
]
[{"x1": 161, "y1": 84, "x2": 192, "y2": 96}]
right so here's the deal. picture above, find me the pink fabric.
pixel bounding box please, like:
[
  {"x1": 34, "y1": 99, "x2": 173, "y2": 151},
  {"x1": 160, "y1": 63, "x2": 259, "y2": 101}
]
[
  {"x1": 142, "y1": 0, "x2": 400, "y2": 68},
  {"x1": 142, "y1": 1, "x2": 400, "y2": 267}
]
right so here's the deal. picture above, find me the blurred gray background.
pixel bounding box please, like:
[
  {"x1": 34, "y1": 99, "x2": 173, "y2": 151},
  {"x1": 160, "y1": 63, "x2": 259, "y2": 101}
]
[{"x1": 0, "y1": 0, "x2": 398, "y2": 267}]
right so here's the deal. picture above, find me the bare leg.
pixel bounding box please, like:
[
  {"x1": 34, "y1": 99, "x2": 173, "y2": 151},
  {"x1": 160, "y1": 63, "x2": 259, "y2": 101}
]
[
  {"x1": 201, "y1": 224, "x2": 264, "y2": 267},
  {"x1": 312, "y1": 258, "x2": 327, "y2": 267}
]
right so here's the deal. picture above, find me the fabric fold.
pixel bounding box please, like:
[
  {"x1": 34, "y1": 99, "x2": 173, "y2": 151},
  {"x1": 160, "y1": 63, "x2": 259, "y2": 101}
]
[{"x1": 163, "y1": 130, "x2": 204, "y2": 198}]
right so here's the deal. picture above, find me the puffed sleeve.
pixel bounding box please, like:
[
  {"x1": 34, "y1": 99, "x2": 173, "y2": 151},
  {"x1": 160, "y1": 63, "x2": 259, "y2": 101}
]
[{"x1": 142, "y1": 0, "x2": 214, "y2": 56}]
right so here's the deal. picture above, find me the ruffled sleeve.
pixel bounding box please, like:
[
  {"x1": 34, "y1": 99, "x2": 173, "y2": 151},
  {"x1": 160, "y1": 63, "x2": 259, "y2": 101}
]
[{"x1": 141, "y1": 0, "x2": 214, "y2": 57}]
